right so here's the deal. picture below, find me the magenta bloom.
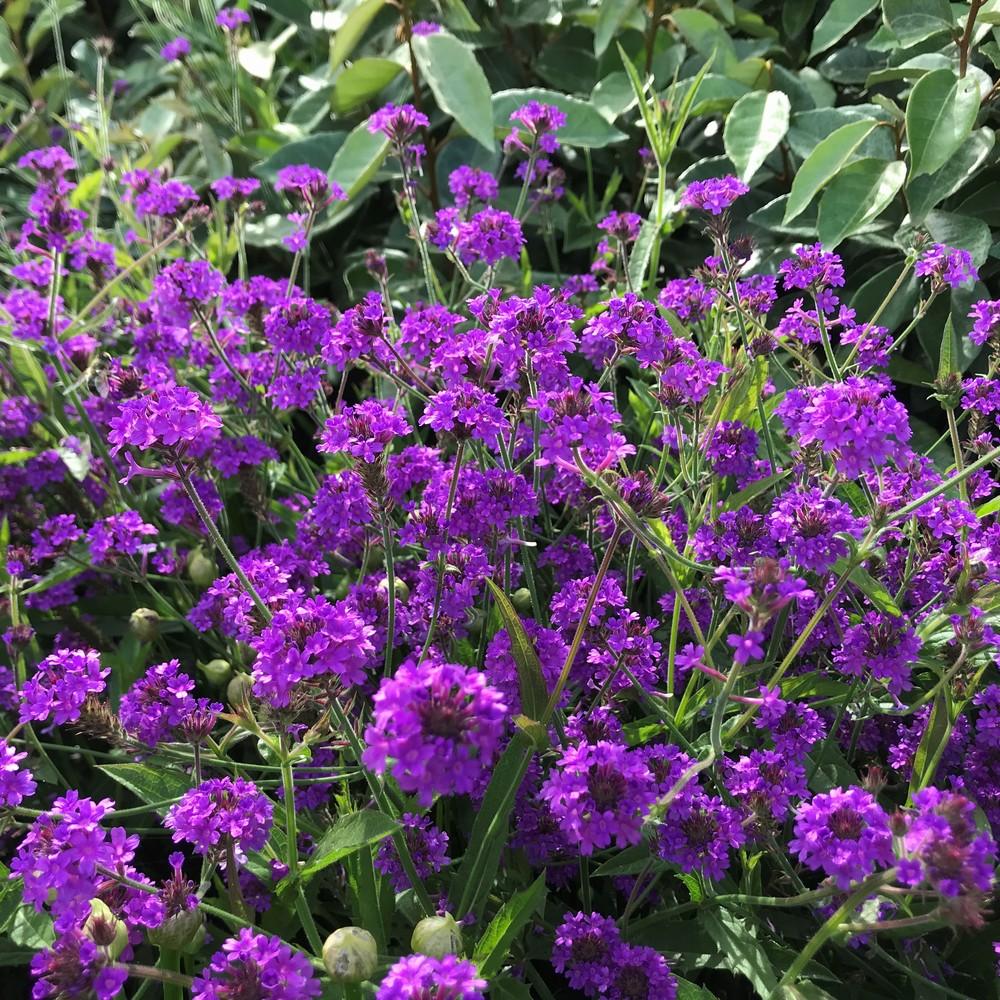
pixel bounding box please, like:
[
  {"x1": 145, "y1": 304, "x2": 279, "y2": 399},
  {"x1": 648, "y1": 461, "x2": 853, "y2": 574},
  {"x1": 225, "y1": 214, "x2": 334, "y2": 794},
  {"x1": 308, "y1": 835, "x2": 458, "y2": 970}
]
[
  {"x1": 552, "y1": 911, "x2": 620, "y2": 994},
  {"x1": 249, "y1": 595, "x2": 375, "y2": 706},
  {"x1": 274, "y1": 164, "x2": 343, "y2": 206},
  {"x1": 420, "y1": 383, "x2": 508, "y2": 448},
  {"x1": 362, "y1": 658, "x2": 507, "y2": 806},
  {"x1": 658, "y1": 791, "x2": 745, "y2": 879},
  {"x1": 768, "y1": 486, "x2": 864, "y2": 573},
  {"x1": 504, "y1": 101, "x2": 566, "y2": 155},
  {"x1": 411, "y1": 20, "x2": 440, "y2": 35},
  {"x1": 598, "y1": 211, "x2": 642, "y2": 243},
  {"x1": 915, "y1": 242, "x2": 978, "y2": 289},
  {"x1": 31, "y1": 930, "x2": 128, "y2": 1000},
  {"x1": 0, "y1": 739, "x2": 36, "y2": 807},
  {"x1": 679, "y1": 175, "x2": 749, "y2": 215},
  {"x1": 216, "y1": 6, "x2": 251, "y2": 29},
  {"x1": 608, "y1": 943, "x2": 678, "y2": 1000},
  {"x1": 448, "y1": 165, "x2": 498, "y2": 208},
  {"x1": 375, "y1": 954, "x2": 486, "y2": 1000},
  {"x1": 779, "y1": 243, "x2": 845, "y2": 292},
  {"x1": 119, "y1": 659, "x2": 196, "y2": 745},
  {"x1": 20, "y1": 647, "x2": 109, "y2": 726},
  {"x1": 160, "y1": 37, "x2": 190, "y2": 62},
  {"x1": 320, "y1": 399, "x2": 409, "y2": 462},
  {"x1": 368, "y1": 102, "x2": 429, "y2": 144},
  {"x1": 211, "y1": 175, "x2": 260, "y2": 201},
  {"x1": 374, "y1": 812, "x2": 450, "y2": 892},
  {"x1": 165, "y1": 776, "x2": 273, "y2": 858},
  {"x1": 969, "y1": 298, "x2": 1000, "y2": 345},
  {"x1": 833, "y1": 611, "x2": 922, "y2": 695},
  {"x1": 540, "y1": 740, "x2": 657, "y2": 855},
  {"x1": 790, "y1": 786, "x2": 894, "y2": 888},
  {"x1": 108, "y1": 384, "x2": 221, "y2": 458},
  {"x1": 456, "y1": 208, "x2": 524, "y2": 265},
  {"x1": 192, "y1": 929, "x2": 321, "y2": 1000}
]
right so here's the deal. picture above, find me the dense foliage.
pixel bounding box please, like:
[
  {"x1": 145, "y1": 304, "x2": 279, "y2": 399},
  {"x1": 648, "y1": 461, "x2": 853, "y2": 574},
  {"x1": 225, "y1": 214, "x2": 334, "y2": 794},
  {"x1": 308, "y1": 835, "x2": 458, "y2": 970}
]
[{"x1": 2, "y1": 2, "x2": 1000, "y2": 999}]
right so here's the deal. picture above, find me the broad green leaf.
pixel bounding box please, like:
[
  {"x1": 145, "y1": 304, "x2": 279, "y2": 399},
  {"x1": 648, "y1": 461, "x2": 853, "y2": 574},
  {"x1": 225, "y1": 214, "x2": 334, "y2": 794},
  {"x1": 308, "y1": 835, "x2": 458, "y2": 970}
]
[
  {"x1": 591, "y1": 72, "x2": 636, "y2": 123},
  {"x1": 670, "y1": 8, "x2": 738, "y2": 72},
  {"x1": 809, "y1": 0, "x2": 879, "y2": 58},
  {"x1": 493, "y1": 88, "x2": 627, "y2": 149},
  {"x1": 883, "y1": 0, "x2": 955, "y2": 46},
  {"x1": 783, "y1": 118, "x2": 878, "y2": 223},
  {"x1": 723, "y1": 90, "x2": 790, "y2": 183},
  {"x1": 238, "y1": 25, "x2": 297, "y2": 79},
  {"x1": 594, "y1": 0, "x2": 635, "y2": 56},
  {"x1": 627, "y1": 217, "x2": 661, "y2": 292},
  {"x1": 816, "y1": 157, "x2": 905, "y2": 247},
  {"x1": 906, "y1": 69, "x2": 981, "y2": 179},
  {"x1": 254, "y1": 133, "x2": 346, "y2": 184},
  {"x1": 907, "y1": 127, "x2": 994, "y2": 221},
  {"x1": 451, "y1": 734, "x2": 535, "y2": 918},
  {"x1": 701, "y1": 910, "x2": 778, "y2": 998},
  {"x1": 330, "y1": 121, "x2": 390, "y2": 198},
  {"x1": 331, "y1": 57, "x2": 402, "y2": 115},
  {"x1": 98, "y1": 764, "x2": 193, "y2": 808},
  {"x1": 412, "y1": 32, "x2": 494, "y2": 152},
  {"x1": 330, "y1": 0, "x2": 384, "y2": 66},
  {"x1": 299, "y1": 810, "x2": 400, "y2": 880},
  {"x1": 484, "y1": 579, "x2": 548, "y2": 722},
  {"x1": 677, "y1": 977, "x2": 720, "y2": 1000},
  {"x1": 473, "y1": 873, "x2": 547, "y2": 977}
]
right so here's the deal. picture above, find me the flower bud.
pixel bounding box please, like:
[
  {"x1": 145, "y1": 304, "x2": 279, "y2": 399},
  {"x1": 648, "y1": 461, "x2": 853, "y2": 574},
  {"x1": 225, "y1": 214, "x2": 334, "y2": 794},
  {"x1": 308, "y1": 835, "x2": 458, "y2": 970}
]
[
  {"x1": 322, "y1": 926, "x2": 378, "y2": 983},
  {"x1": 129, "y1": 607, "x2": 160, "y2": 643},
  {"x1": 378, "y1": 576, "x2": 410, "y2": 602},
  {"x1": 84, "y1": 899, "x2": 128, "y2": 959},
  {"x1": 411, "y1": 912, "x2": 462, "y2": 958},
  {"x1": 511, "y1": 588, "x2": 532, "y2": 614},
  {"x1": 200, "y1": 658, "x2": 232, "y2": 687},
  {"x1": 148, "y1": 908, "x2": 206, "y2": 952},
  {"x1": 227, "y1": 673, "x2": 253, "y2": 707},
  {"x1": 187, "y1": 548, "x2": 217, "y2": 586}
]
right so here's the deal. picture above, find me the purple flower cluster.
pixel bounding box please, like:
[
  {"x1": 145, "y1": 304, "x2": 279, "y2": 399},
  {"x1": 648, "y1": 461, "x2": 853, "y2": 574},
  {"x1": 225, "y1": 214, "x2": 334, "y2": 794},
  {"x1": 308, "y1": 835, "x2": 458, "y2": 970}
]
[
  {"x1": 165, "y1": 776, "x2": 273, "y2": 859},
  {"x1": 192, "y1": 929, "x2": 321, "y2": 1000},
  {"x1": 376, "y1": 954, "x2": 486, "y2": 999},
  {"x1": 679, "y1": 175, "x2": 749, "y2": 215},
  {"x1": 20, "y1": 647, "x2": 109, "y2": 726}
]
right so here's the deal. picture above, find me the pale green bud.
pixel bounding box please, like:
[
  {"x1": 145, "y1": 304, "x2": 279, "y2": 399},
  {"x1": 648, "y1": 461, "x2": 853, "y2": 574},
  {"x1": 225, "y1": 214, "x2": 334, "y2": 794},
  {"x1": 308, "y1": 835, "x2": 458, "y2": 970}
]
[
  {"x1": 128, "y1": 607, "x2": 160, "y2": 643},
  {"x1": 411, "y1": 912, "x2": 462, "y2": 958},
  {"x1": 84, "y1": 899, "x2": 129, "y2": 960},
  {"x1": 187, "y1": 548, "x2": 217, "y2": 586},
  {"x1": 322, "y1": 926, "x2": 378, "y2": 983}
]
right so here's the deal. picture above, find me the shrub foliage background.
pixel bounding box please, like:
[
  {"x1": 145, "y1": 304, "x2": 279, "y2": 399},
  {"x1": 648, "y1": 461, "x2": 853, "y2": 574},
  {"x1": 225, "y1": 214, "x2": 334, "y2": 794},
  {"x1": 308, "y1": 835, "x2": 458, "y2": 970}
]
[{"x1": 1, "y1": 1, "x2": 1000, "y2": 998}]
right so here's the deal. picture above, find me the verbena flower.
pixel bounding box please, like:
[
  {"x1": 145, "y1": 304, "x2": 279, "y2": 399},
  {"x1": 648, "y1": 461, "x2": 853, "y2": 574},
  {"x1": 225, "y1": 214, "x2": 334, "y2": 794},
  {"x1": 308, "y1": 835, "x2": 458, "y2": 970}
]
[
  {"x1": 679, "y1": 176, "x2": 748, "y2": 215},
  {"x1": 552, "y1": 911, "x2": 620, "y2": 994},
  {"x1": 915, "y1": 243, "x2": 978, "y2": 289},
  {"x1": 109, "y1": 384, "x2": 221, "y2": 458},
  {"x1": 165, "y1": 777, "x2": 273, "y2": 859},
  {"x1": 375, "y1": 954, "x2": 486, "y2": 999},
  {"x1": 368, "y1": 103, "x2": 429, "y2": 145},
  {"x1": 504, "y1": 101, "x2": 566, "y2": 155},
  {"x1": 768, "y1": 486, "x2": 864, "y2": 573},
  {"x1": 362, "y1": 658, "x2": 507, "y2": 806},
  {"x1": 455, "y1": 208, "x2": 524, "y2": 265},
  {"x1": 540, "y1": 740, "x2": 656, "y2": 855},
  {"x1": 119, "y1": 659, "x2": 196, "y2": 745},
  {"x1": 216, "y1": 7, "x2": 251, "y2": 30},
  {"x1": 833, "y1": 611, "x2": 922, "y2": 695},
  {"x1": 191, "y1": 929, "x2": 321, "y2": 1000},
  {"x1": 969, "y1": 298, "x2": 1000, "y2": 345},
  {"x1": 374, "y1": 812, "x2": 450, "y2": 892},
  {"x1": 30, "y1": 929, "x2": 128, "y2": 1000},
  {"x1": 160, "y1": 37, "x2": 190, "y2": 61},
  {"x1": 0, "y1": 739, "x2": 36, "y2": 807},
  {"x1": 20, "y1": 647, "x2": 109, "y2": 726},
  {"x1": 420, "y1": 383, "x2": 508, "y2": 448},
  {"x1": 790, "y1": 786, "x2": 894, "y2": 888},
  {"x1": 320, "y1": 399, "x2": 409, "y2": 462}
]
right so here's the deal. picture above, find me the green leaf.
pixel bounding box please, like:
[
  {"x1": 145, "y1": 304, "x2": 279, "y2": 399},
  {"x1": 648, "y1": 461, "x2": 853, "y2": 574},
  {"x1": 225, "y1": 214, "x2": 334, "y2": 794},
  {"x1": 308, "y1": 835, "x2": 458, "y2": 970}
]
[
  {"x1": 594, "y1": 0, "x2": 635, "y2": 57},
  {"x1": 701, "y1": 909, "x2": 778, "y2": 998},
  {"x1": 412, "y1": 32, "x2": 494, "y2": 152},
  {"x1": 883, "y1": 0, "x2": 955, "y2": 46},
  {"x1": 809, "y1": 0, "x2": 879, "y2": 58},
  {"x1": 938, "y1": 314, "x2": 957, "y2": 382},
  {"x1": 331, "y1": 57, "x2": 402, "y2": 115},
  {"x1": 98, "y1": 764, "x2": 193, "y2": 808},
  {"x1": 830, "y1": 559, "x2": 901, "y2": 616},
  {"x1": 784, "y1": 119, "x2": 878, "y2": 223},
  {"x1": 0, "y1": 21, "x2": 22, "y2": 82},
  {"x1": 676, "y1": 977, "x2": 720, "y2": 1000},
  {"x1": 238, "y1": 25, "x2": 297, "y2": 79},
  {"x1": 670, "y1": 8, "x2": 738, "y2": 72},
  {"x1": 816, "y1": 157, "x2": 906, "y2": 247},
  {"x1": 330, "y1": 121, "x2": 390, "y2": 198},
  {"x1": 483, "y1": 579, "x2": 548, "y2": 722},
  {"x1": 489, "y1": 979, "x2": 533, "y2": 1000},
  {"x1": 330, "y1": 0, "x2": 384, "y2": 66},
  {"x1": 906, "y1": 69, "x2": 981, "y2": 179},
  {"x1": 723, "y1": 90, "x2": 790, "y2": 183},
  {"x1": 299, "y1": 810, "x2": 400, "y2": 881},
  {"x1": 473, "y1": 873, "x2": 547, "y2": 978},
  {"x1": 627, "y1": 217, "x2": 661, "y2": 292},
  {"x1": 0, "y1": 448, "x2": 34, "y2": 465},
  {"x1": 254, "y1": 133, "x2": 346, "y2": 184},
  {"x1": 907, "y1": 128, "x2": 995, "y2": 222},
  {"x1": 493, "y1": 88, "x2": 627, "y2": 149},
  {"x1": 451, "y1": 735, "x2": 535, "y2": 918},
  {"x1": 908, "y1": 687, "x2": 952, "y2": 798}
]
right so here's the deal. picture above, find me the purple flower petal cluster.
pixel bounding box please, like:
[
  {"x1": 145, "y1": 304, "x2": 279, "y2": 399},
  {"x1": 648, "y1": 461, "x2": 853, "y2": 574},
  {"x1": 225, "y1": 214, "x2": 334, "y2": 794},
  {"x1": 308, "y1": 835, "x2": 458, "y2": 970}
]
[
  {"x1": 368, "y1": 103, "x2": 429, "y2": 145},
  {"x1": 969, "y1": 298, "x2": 1000, "y2": 346},
  {"x1": 191, "y1": 929, "x2": 321, "y2": 1000},
  {"x1": 455, "y1": 208, "x2": 524, "y2": 266},
  {"x1": 211, "y1": 175, "x2": 260, "y2": 202},
  {"x1": 448, "y1": 165, "x2": 498, "y2": 208},
  {"x1": 504, "y1": 101, "x2": 566, "y2": 155},
  {"x1": 375, "y1": 954, "x2": 486, "y2": 999},
  {"x1": 20, "y1": 647, "x2": 109, "y2": 726},
  {"x1": 160, "y1": 37, "x2": 190, "y2": 61},
  {"x1": 165, "y1": 776, "x2": 273, "y2": 858},
  {"x1": 249, "y1": 595, "x2": 375, "y2": 706},
  {"x1": 779, "y1": 243, "x2": 846, "y2": 293},
  {"x1": 320, "y1": 399, "x2": 409, "y2": 462},
  {"x1": 363, "y1": 657, "x2": 507, "y2": 806},
  {"x1": 374, "y1": 812, "x2": 450, "y2": 891},
  {"x1": 834, "y1": 611, "x2": 922, "y2": 695},
  {"x1": 0, "y1": 739, "x2": 36, "y2": 807},
  {"x1": 540, "y1": 740, "x2": 656, "y2": 855},
  {"x1": 119, "y1": 659, "x2": 196, "y2": 745},
  {"x1": 768, "y1": 486, "x2": 864, "y2": 573},
  {"x1": 790, "y1": 786, "x2": 894, "y2": 888},
  {"x1": 216, "y1": 6, "x2": 251, "y2": 29},
  {"x1": 915, "y1": 242, "x2": 978, "y2": 289},
  {"x1": 31, "y1": 930, "x2": 129, "y2": 1000},
  {"x1": 679, "y1": 175, "x2": 748, "y2": 215},
  {"x1": 420, "y1": 383, "x2": 508, "y2": 448},
  {"x1": 109, "y1": 384, "x2": 221, "y2": 458}
]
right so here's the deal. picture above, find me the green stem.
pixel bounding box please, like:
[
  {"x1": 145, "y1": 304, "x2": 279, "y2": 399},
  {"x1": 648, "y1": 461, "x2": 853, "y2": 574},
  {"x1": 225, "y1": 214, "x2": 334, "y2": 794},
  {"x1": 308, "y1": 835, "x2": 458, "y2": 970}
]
[
  {"x1": 381, "y1": 514, "x2": 397, "y2": 676},
  {"x1": 156, "y1": 949, "x2": 183, "y2": 1000}
]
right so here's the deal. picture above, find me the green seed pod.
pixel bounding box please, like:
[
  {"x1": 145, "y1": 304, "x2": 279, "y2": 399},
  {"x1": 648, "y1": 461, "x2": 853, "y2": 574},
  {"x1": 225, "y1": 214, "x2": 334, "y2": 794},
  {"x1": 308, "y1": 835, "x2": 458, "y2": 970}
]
[
  {"x1": 322, "y1": 926, "x2": 378, "y2": 983},
  {"x1": 411, "y1": 912, "x2": 462, "y2": 958},
  {"x1": 187, "y1": 548, "x2": 217, "y2": 587},
  {"x1": 378, "y1": 575, "x2": 410, "y2": 602},
  {"x1": 128, "y1": 607, "x2": 160, "y2": 643},
  {"x1": 511, "y1": 587, "x2": 533, "y2": 614},
  {"x1": 226, "y1": 673, "x2": 253, "y2": 707},
  {"x1": 148, "y1": 908, "x2": 206, "y2": 953},
  {"x1": 84, "y1": 899, "x2": 129, "y2": 960},
  {"x1": 199, "y1": 658, "x2": 232, "y2": 687}
]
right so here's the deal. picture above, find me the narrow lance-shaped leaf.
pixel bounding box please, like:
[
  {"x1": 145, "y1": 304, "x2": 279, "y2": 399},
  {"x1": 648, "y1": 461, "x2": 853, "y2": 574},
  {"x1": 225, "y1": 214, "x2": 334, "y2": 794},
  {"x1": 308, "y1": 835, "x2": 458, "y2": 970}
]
[{"x1": 473, "y1": 873, "x2": 547, "y2": 977}]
